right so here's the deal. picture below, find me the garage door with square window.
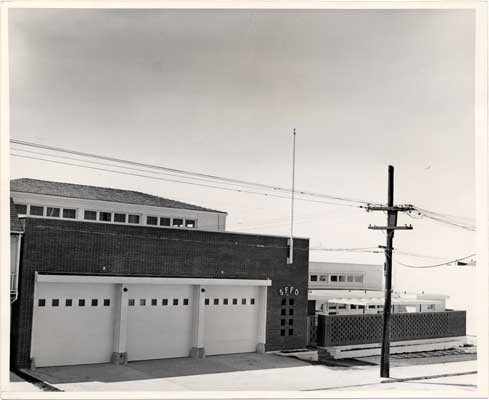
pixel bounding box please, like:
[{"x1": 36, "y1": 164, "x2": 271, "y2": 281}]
[
  {"x1": 31, "y1": 282, "x2": 117, "y2": 367},
  {"x1": 126, "y1": 284, "x2": 193, "y2": 361},
  {"x1": 204, "y1": 285, "x2": 260, "y2": 356}
]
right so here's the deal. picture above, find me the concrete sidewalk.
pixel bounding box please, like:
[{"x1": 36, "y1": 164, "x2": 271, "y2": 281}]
[{"x1": 22, "y1": 353, "x2": 478, "y2": 393}]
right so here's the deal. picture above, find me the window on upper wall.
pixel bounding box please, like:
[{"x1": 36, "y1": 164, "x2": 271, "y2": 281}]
[
  {"x1": 159, "y1": 217, "x2": 171, "y2": 226},
  {"x1": 63, "y1": 209, "x2": 77, "y2": 219},
  {"x1": 347, "y1": 275, "x2": 354, "y2": 283},
  {"x1": 147, "y1": 216, "x2": 158, "y2": 225},
  {"x1": 310, "y1": 275, "x2": 318, "y2": 282},
  {"x1": 172, "y1": 218, "x2": 184, "y2": 227},
  {"x1": 338, "y1": 275, "x2": 346, "y2": 282},
  {"x1": 330, "y1": 275, "x2": 338, "y2": 282},
  {"x1": 354, "y1": 275, "x2": 364, "y2": 283},
  {"x1": 84, "y1": 210, "x2": 97, "y2": 220},
  {"x1": 128, "y1": 214, "x2": 140, "y2": 224},
  {"x1": 185, "y1": 219, "x2": 196, "y2": 228},
  {"x1": 114, "y1": 213, "x2": 126, "y2": 223},
  {"x1": 319, "y1": 275, "x2": 327, "y2": 282},
  {"x1": 30, "y1": 205, "x2": 44, "y2": 216},
  {"x1": 99, "y1": 212, "x2": 111, "y2": 222},
  {"x1": 15, "y1": 204, "x2": 27, "y2": 215},
  {"x1": 46, "y1": 207, "x2": 60, "y2": 217}
]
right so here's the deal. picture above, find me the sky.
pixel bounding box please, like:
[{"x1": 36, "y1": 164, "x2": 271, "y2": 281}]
[{"x1": 8, "y1": 8, "x2": 476, "y2": 277}]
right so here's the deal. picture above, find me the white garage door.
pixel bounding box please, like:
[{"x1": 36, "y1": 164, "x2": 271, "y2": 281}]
[
  {"x1": 126, "y1": 284, "x2": 193, "y2": 361},
  {"x1": 31, "y1": 282, "x2": 117, "y2": 367},
  {"x1": 204, "y1": 285, "x2": 260, "y2": 356}
]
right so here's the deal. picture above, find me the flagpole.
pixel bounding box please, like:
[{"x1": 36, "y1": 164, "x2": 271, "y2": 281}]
[{"x1": 288, "y1": 128, "x2": 296, "y2": 264}]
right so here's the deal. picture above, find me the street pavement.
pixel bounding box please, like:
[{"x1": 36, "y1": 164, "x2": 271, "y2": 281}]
[{"x1": 19, "y1": 352, "x2": 478, "y2": 394}]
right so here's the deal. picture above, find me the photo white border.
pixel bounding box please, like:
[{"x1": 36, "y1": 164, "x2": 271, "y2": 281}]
[{"x1": 1, "y1": 0, "x2": 487, "y2": 399}]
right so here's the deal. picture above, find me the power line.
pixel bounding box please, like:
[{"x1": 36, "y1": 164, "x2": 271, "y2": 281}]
[
  {"x1": 394, "y1": 253, "x2": 476, "y2": 269},
  {"x1": 10, "y1": 153, "x2": 363, "y2": 209},
  {"x1": 11, "y1": 139, "x2": 376, "y2": 206}
]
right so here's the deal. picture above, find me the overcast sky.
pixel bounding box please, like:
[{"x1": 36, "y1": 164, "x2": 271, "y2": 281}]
[{"x1": 9, "y1": 8, "x2": 475, "y2": 276}]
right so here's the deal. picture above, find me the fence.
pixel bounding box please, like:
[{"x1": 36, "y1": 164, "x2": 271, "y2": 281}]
[{"x1": 317, "y1": 310, "x2": 466, "y2": 347}]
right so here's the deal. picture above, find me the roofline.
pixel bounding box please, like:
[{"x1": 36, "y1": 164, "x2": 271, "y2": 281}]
[
  {"x1": 22, "y1": 216, "x2": 309, "y2": 242},
  {"x1": 11, "y1": 189, "x2": 228, "y2": 215}
]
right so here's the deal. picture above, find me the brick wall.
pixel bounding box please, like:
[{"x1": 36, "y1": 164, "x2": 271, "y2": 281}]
[{"x1": 11, "y1": 218, "x2": 309, "y2": 368}]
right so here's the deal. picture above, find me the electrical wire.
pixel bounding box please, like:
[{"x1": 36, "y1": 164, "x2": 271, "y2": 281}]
[
  {"x1": 11, "y1": 153, "x2": 363, "y2": 209},
  {"x1": 394, "y1": 253, "x2": 476, "y2": 269},
  {"x1": 11, "y1": 139, "x2": 377, "y2": 206}
]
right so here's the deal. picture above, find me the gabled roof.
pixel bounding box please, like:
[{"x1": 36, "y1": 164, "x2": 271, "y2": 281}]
[
  {"x1": 10, "y1": 178, "x2": 226, "y2": 214},
  {"x1": 10, "y1": 198, "x2": 24, "y2": 233}
]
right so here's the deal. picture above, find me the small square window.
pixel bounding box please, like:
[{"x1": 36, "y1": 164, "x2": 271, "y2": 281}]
[
  {"x1": 359, "y1": 305, "x2": 365, "y2": 310},
  {"x1": 38, "y1": 299, "x2": 46, "y2": 307},
  {"x1": 103, "y1": 299, "x2": 110, "y2": 306},
  {"x1": 351, "y1": 304, "x2": 357, "y2": 309},
  {"x1": 52, "y1": 299, "x2": 59, "y2": 307},
  {"x1": 354, "y1": 275, "x2": 364, "y2": 283},
  {"x1": 223, "y1": 298, "x2": 229, "y2": 305},
  {"x1": 147, "y1": 216, "x2": 158, "y2": 225},
  {"x1": 289, "y1": 319, "x2": 294, "y2": 325},
  {"x1": 185, "y1": 219, "x2": 196, "y2": 228},
  {"x1": 232, "y1": 298, "x2": 238, "y2": 305},
  {"x1": 84, "y1": 210, "x2": 97, "y2": 220},
  {"x1": 114, "y1": 213, "x2": 126, "y2": 223},
  {"x1": 63, "y1": 209, "x2": 76, "y2": 219},
  {"x1": 319, "y1": 275, "x2": 327, "y2": 282},
  {"x1": 281, "y1": 299, "x2": 286, "y2": 306},
  {"x1": 30, "y1": 205, "x2": 44, "y2": 216},
  {"x1": 288, "y1": 329, "x2": 294, "y2": 335},
  {"x1": 369, "y1": 305, "x2": 376, "y2": 309},
  {"x1": 347, "y1": 275, "x2": 354, "y2": 282},
  {"x1": 330, "y1": 275, "x2": 338, "y2": 282},
  {"x1": 183, "y1": 298, "x2": 189, "y2": 305},
  {"x1": 310, "y1": 275, "x2": 318, "y2": 282},
  {"x1": 289, "y1": 299, "x2": 294, "y2": 306},
  {"x1": 129, "y1": 299, "x2": 135, "y2": 306},
  {"x1": 162, "y1": 299, "x2": 168, "y2": 306},
  {"x1": 79, "y1": 299, "x2": 86, "y2": 307},
  {"x1": 281, "y1": 319, "x2": 286, "y2": 326},
  {"x1": 214, "y1": 299, "x2": 219, "y2": 305},
  {"x1": 242, "y1": 298, "x2": 246, "y2": 305},
  {"x1": 65, "y1": 299, "x2": 72, "y2": 307},
  {"x1": 338, "y1": 304, "x2": 346, "y2": 310},
  {"x1": 140, "y1": 299, "x2": 146, "y2": 306},
  {"x1": 151, "y1": 299, "x2": 157, "y2": 306},
  {"x1": 289, "y1": 309, "x2": 294, "y2": 315},
  {"x1": 16, "y1": 204, "x2": 27, "y2": 215},
  {"x1": 173, "y1": 299, "x2": 178, "y2": 306},
  {"x1": 281, "y1": 309, "x2": 286, "y2": 316},
  {"x1": 159, "y1": 217, "x2": 171, "y2": 226},
  {"x1": 338, "y1": 275, "x2": 346, "y2": 282},
  {"x1": 46, "y1": 207, "x2": 60, "y2": 217},
  {"x1": 172, "y1": 218, "x2": 184, "y2": 227},
  {"x1": 91, "y1": 299, "x2": 98, "y2": 306},
  {"x1": 99, "y1": 212, "x2": 111, "y2": 222},
  {"x1": 280, "y1": 329, "x2": 286, "y2": 336},
  {"x1": 250, "y1": 298, "x2": 255, "y2": 305},
  {"x1": 128, "y1": 215, "x2": 140, "y2": 224},
  {"x1": 205, "y1": 299, "x2": 210, "y2": 305}
]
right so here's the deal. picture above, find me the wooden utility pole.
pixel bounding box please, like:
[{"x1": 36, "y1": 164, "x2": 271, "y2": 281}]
[{"x1": 367, "y1": 165, "x2": 414, "y2": 378}]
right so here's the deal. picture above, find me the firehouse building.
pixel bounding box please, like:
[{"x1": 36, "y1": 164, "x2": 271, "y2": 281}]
[{"x1": 10, "y1": 179, "x2": 309, "y2": 368}]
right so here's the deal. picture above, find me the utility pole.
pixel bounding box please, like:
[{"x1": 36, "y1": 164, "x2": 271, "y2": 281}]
[{"x1": 367, "y1": 165, "x2": 414, "y2": 378}]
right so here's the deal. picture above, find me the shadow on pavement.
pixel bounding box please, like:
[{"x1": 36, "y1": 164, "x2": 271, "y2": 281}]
[{"x1": 26, "y1": 353, "x2": 309, "y2": 384}]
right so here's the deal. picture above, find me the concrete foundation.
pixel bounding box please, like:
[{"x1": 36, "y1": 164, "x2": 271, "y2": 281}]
[
  {"x1": 256, "y1": 343, "x2": 266, "y2": 354},
  {"x1": 111, "y1": 352, "x2": 128, "y2": 365},
  {"x1": 190, "y1": 347, "x2": 205, "y2": 359}
]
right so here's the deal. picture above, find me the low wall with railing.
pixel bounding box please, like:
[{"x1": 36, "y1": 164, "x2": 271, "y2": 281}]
[{"x1": 317, "y1": 310, "x2": 466, "y2": 347}]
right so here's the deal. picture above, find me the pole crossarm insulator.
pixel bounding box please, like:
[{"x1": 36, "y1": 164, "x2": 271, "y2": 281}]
[
  {"x1": 365, "y1": 205, "x2": 415, "y2": 212},
  {"x1": 368, "y1": 225, "x2": 413, "y2": 230}
]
